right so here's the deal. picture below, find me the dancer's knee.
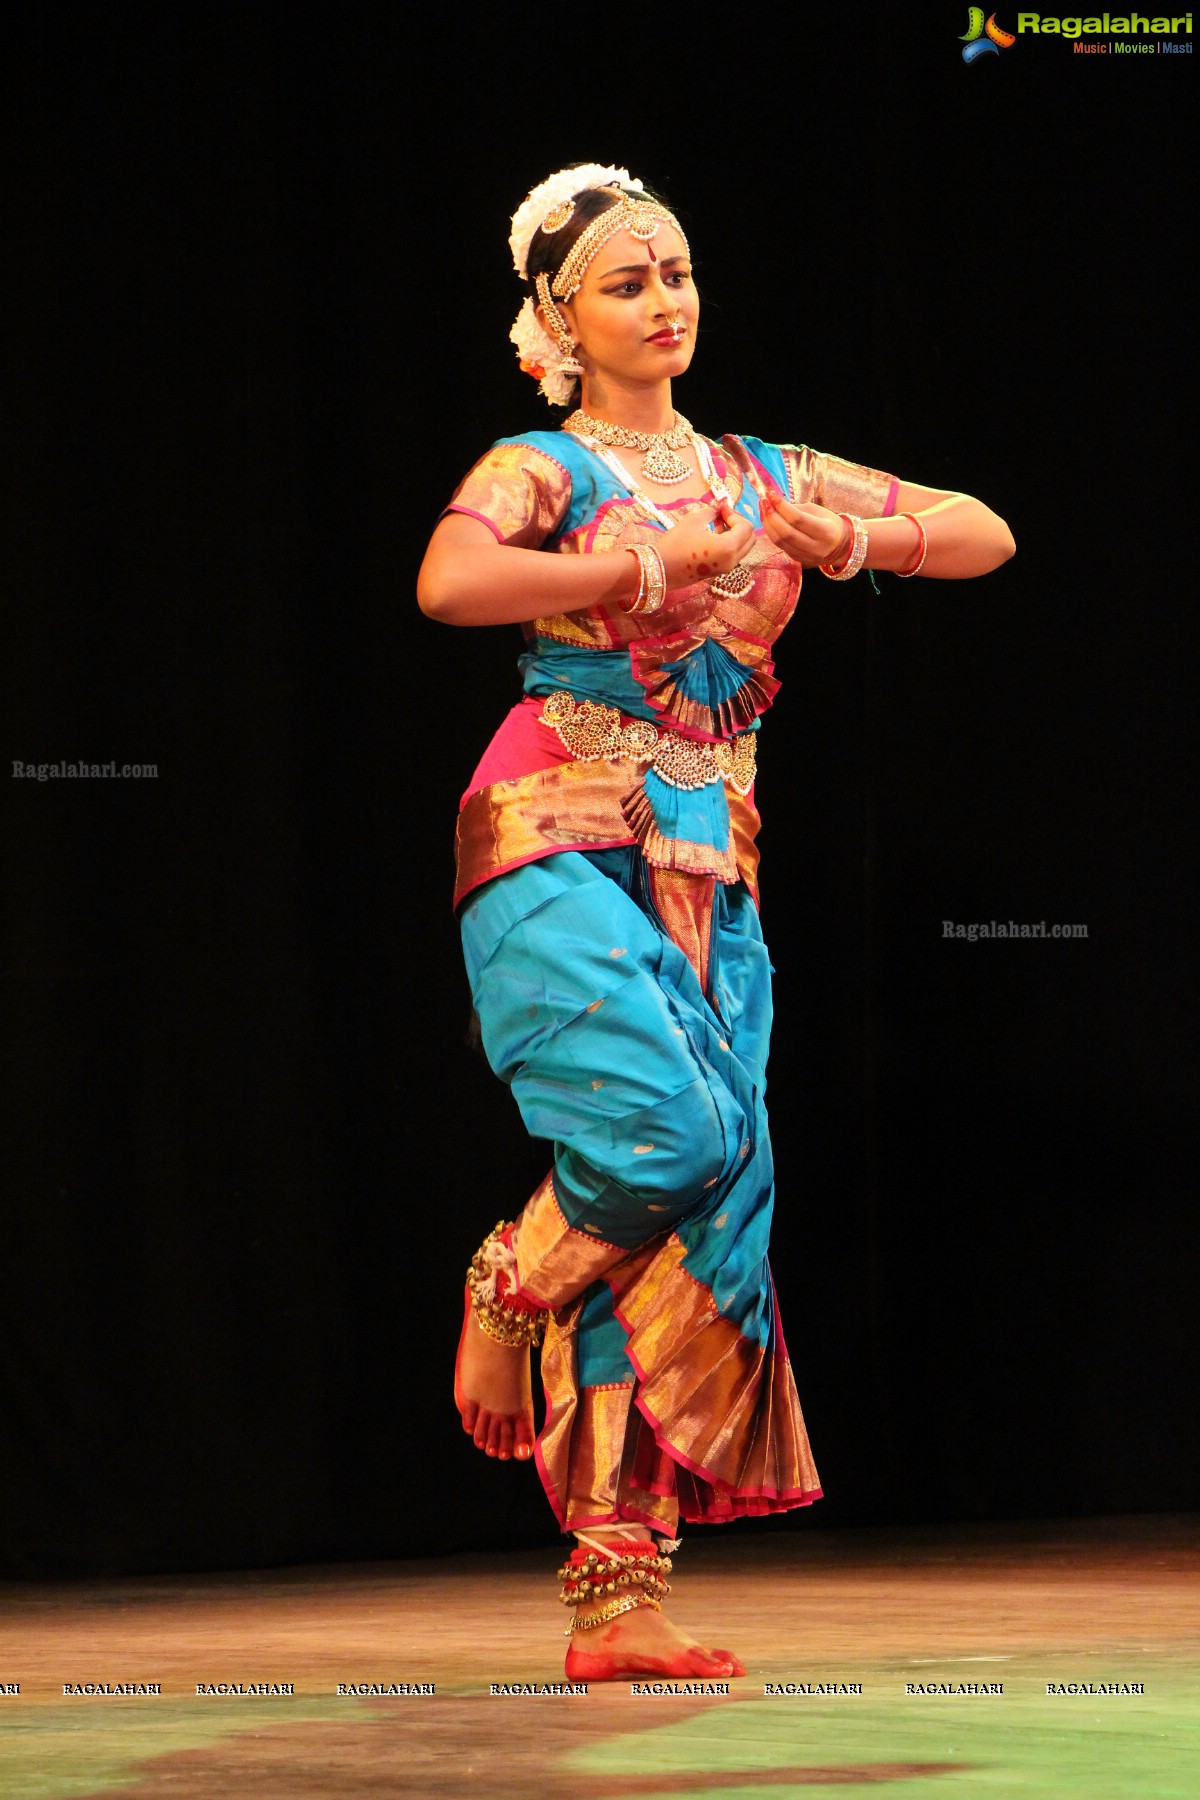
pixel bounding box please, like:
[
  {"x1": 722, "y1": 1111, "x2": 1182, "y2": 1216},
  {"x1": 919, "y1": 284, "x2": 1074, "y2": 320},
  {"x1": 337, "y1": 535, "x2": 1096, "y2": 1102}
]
[
  {"x1": 617, "y1": 1078, "x2": 735, "y2": 1212},
  {"x1": 551, "y1": 1077, "x2": 740, "y2": 1247}
]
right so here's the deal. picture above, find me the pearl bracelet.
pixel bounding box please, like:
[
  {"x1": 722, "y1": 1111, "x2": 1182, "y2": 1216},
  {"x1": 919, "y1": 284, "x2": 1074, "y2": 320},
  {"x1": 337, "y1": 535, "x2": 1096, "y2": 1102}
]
[{"x1": 819, "y1": 513, "x2": 868, "y2": 582}]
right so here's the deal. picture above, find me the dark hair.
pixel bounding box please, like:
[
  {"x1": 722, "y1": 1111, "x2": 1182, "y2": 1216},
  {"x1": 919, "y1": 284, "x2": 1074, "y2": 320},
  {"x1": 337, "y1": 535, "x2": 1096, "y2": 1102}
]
[{"x1": 524, "y1": 176, "x2": 674, "y2": 409}]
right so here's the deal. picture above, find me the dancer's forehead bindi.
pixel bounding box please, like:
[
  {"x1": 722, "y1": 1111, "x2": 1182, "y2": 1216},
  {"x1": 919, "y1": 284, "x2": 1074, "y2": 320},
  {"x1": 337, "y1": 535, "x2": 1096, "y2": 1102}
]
[{"x1": 589, "y1": 226, "x2": 689, "y2": 285}]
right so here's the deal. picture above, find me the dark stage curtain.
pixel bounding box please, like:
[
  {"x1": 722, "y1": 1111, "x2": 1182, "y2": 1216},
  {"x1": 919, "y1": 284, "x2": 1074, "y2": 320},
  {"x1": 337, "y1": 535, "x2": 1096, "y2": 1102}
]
[{"x1": 3, "y1": 4, "x2": 1195, "y2": 1577}]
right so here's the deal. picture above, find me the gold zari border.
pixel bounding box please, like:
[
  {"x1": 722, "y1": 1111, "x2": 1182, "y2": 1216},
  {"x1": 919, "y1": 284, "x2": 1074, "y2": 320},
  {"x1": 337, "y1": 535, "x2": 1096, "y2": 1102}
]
[
  {"x1": 521, "y1": 1181, "x2": 820, "y2": 1527},
  {"x1": 453, "y1": 755, "x2": 762, "y2": 911}
]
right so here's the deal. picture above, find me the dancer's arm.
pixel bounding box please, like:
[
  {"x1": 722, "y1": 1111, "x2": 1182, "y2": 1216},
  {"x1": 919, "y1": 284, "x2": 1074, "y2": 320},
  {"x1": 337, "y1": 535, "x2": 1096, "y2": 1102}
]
[
  {"x1": 721, "y1": 438, "x2": 1014, "y2": 579},
  {"x1": 417, "y1": 507, "x2": 755, "y2": 628},
  {"x1": 761, "y1": 478, "x2": 1015, "y2": 579}
]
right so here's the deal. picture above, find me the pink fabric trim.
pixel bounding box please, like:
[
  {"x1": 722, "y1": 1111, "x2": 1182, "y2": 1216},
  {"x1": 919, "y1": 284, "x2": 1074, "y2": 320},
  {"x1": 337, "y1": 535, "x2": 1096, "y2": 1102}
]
[
  {"x1": 582, "y1": 495, "x2": 621, "y2": 554},
  {"x1": 582, "y1": 492, "x2": 702, "y2": 548},
  {"x1": 560, "y1": 1506, "x2": 678, "y2": 1535},
  {"x1": 608, "y1": 1284, "x2": 823, "y2": 1519},
  {"x1": 439, "y1": 503, "x2": 506, "y2": 543},
  {"x1": 631, "y1": 626, "x2": 773, "y2": 659},
  {"x1": 883, "y1": 476, "x2": 899, "y2": 518},
  {"x1": 769, "y1": 1271, "x2": 790, "y2": 1364},
  {"x1": 532, "y1": 1268, "x2": 820, "y2": 1529},
  {"x1": 631, "y1": 1382, "x2": 823, "y2": 1515},
  {"x1": 534, "y1": 1435, "x2": 567, "y2": 1529}
]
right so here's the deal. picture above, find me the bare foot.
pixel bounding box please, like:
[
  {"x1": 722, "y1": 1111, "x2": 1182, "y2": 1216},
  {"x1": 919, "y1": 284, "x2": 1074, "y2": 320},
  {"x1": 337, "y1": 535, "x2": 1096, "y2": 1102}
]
[
  {"x1": 453, "y1": 1287, "x2": 535, "y2": 1461},
  {"x1": 562, "y1": 1530, "x2": 744, "y2": 1679},
  {"x1": 565, "y1": 1604, "x2": 745, "y2": 1680}
]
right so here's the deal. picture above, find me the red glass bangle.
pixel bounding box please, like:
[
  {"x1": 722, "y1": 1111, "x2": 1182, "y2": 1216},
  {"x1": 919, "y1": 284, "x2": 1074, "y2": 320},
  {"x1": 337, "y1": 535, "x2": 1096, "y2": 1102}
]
[
  {"x1": 617, "y1": 545, "x2": 646, "y2": 613},
  {"x1": 829, "y1": 513, "x2": 855, "y2": 572},
  {"x1": 894, "y1": 512, "x2": 927, "y2": 578}
]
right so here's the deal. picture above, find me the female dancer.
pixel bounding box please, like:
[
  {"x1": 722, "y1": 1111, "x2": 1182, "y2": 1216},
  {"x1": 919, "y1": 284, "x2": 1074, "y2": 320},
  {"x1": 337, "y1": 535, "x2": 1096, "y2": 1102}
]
[{"x1": 418, "y1": 164, "x2": 1014, "y2": 1680}]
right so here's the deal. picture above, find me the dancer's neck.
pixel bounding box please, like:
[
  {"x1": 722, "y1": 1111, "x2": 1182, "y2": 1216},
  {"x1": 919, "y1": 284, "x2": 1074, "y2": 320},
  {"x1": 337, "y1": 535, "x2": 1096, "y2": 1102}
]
[{"x1": 577, "y1": 374, "x2": 675, "y2": 435}]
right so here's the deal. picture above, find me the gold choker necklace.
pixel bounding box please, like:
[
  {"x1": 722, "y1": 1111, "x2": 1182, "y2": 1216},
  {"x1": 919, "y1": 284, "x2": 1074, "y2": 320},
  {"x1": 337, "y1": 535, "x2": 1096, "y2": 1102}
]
[{"x1": 563, "y1": 410, "x2": 694, "y2": 485}]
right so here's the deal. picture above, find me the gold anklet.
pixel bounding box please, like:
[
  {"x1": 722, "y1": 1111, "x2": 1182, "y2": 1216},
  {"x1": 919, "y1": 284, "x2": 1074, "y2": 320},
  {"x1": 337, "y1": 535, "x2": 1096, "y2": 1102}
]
[{"x1": 565, "y1": 1594, "x2": 661, "y2": 1635}]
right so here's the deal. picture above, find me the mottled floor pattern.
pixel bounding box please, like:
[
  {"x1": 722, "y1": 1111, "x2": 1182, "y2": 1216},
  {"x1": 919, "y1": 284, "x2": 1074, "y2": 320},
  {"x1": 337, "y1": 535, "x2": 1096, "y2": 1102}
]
[{"x1": 1, "y1": 1514, "x2": 1195, "y2": 1800}]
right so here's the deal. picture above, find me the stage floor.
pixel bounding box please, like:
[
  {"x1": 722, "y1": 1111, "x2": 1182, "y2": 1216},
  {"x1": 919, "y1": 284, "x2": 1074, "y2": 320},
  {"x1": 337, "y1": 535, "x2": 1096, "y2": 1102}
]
[{"x1": 1, "y1": 1513, "x2": 1196, "y2": 1799}]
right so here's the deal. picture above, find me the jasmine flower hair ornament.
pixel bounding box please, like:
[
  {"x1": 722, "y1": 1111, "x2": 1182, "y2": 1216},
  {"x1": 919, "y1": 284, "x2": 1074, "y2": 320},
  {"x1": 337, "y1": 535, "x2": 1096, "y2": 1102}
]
[{"x1": 507, "y1": 164, "x2": 689, "y2": 407}]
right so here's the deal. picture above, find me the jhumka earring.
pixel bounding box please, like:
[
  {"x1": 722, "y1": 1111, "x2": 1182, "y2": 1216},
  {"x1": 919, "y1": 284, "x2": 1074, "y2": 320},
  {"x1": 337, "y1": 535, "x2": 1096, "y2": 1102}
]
[{"x1": 534, "y1": 272, "x2": 585, "y2": 378}]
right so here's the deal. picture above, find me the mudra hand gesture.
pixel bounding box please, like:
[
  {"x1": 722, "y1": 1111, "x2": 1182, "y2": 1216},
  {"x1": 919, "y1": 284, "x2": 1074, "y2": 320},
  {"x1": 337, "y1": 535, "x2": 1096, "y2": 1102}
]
[
  {"x1": 759, "y1": 493, "x2": 852, "y2": 569},
  {"x1": 653, "y1": 503, "x2": 756, "y2": 589},
  {"x1": 719, "y1": 433, "x2": 850, "y2": 570}
]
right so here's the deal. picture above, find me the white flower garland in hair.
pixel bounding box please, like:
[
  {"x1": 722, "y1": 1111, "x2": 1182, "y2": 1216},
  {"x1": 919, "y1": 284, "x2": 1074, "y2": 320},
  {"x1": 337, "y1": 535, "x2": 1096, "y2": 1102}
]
[
  {"x1": 507, "y1": 163, "x2": 646, "y2": 405},
  {"x1": 509, "y1": 297, "x2": 578, "y2": 407},
  {"x1": 508, "y1": 163, "x2": 644, "y2": 279}
]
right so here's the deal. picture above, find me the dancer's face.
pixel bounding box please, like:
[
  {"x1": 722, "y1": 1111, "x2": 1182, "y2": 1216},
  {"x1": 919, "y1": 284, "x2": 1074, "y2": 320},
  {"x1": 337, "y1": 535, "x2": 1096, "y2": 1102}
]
[{"x1": 551, "y1": 223, "x2": 698, "y2": 388}]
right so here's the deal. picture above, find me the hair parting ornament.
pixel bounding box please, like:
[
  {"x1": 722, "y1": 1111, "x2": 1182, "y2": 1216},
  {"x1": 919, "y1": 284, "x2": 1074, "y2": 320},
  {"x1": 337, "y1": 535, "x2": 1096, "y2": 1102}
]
[{"x1": 507, "y1": 164, "x2": 690, "y2": 406}]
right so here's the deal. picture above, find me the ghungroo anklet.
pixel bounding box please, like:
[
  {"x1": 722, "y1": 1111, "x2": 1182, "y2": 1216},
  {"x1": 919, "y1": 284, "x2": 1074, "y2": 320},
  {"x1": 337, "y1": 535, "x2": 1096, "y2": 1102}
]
[
  {"x1": 466, "y1": 1220, "x2": 547, "y2": 1349},
  {"x1": 557, "y1": 1537, "x2": 673, "y2": 1608}
]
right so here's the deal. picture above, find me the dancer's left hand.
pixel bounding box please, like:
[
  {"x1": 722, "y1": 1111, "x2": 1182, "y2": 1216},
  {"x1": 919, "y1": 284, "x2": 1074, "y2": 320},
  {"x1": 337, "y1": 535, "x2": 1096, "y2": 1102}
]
[
  {"x1": 759, "y1": 494, "x2": 849, "y2": 569},
  {"x1": 718, "y1": 434, "x2": 848, "y2": 568}
]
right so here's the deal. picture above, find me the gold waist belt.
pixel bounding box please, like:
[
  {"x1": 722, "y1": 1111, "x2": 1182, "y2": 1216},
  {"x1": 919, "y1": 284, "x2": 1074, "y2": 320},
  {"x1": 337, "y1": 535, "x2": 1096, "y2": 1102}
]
[{"x1": 540, "y1": 690, "x2": 756, "y2": 796}]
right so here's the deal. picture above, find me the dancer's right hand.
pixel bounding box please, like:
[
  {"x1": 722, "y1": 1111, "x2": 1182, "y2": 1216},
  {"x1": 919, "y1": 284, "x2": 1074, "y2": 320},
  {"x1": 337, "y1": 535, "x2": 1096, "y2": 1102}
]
[{"x1": 655, "y1": 506, "x2": 756, "y2": 591}]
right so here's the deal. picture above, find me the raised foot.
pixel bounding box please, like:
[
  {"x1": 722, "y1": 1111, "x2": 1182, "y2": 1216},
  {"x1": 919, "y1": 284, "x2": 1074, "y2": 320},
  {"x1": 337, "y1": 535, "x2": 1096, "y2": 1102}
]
[
  {"x1": 564, "y1": 1606, "x2": 746, "y2": 1682},
  {"x1": 453, "y1": 1285, "x2": 535, "y2": 1461}
]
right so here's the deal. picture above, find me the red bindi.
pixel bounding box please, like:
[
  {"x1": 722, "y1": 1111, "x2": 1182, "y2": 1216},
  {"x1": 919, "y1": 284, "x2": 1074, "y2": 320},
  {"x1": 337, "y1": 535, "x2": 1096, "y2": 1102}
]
[{"x1": 647, "y1": 243, "x2": 657, "y2": 263}]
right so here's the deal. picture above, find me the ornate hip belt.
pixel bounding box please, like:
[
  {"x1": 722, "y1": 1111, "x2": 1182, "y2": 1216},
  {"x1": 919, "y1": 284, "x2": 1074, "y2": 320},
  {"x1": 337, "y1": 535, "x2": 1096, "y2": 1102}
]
[{"x1": 539, "y1": 690, "x2": 756, "y2": 796}]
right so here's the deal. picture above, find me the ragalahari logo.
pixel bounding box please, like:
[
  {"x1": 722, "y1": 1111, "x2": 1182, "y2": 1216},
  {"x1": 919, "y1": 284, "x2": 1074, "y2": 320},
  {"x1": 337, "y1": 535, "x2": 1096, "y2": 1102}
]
[{"x1": 960, "y1": 8, "x2": 1017, "y2": 58}]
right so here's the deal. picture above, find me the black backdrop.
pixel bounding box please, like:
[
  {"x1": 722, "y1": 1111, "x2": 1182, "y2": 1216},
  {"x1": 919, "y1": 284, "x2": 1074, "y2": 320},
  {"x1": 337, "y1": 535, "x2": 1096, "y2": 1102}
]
[{"x1": 3, "y1": 5, "x2": 1195, "y2": 1579}]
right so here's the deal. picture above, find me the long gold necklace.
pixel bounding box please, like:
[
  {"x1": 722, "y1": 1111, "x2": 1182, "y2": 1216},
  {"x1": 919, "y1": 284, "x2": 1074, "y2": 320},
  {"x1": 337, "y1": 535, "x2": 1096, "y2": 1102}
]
[
  {"x1": 563, "y1": 409, "x2": 693, "y2": 485},
  {"x1": 568, "y1": 427, "x2": 755, "y2": 602}
]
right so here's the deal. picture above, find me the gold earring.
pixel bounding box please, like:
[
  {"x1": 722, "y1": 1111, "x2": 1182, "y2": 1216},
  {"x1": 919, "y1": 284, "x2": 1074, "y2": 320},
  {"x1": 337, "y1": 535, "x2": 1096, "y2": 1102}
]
[{"x1": 535, "y1": 273, "x2": 585, "y2": 376}]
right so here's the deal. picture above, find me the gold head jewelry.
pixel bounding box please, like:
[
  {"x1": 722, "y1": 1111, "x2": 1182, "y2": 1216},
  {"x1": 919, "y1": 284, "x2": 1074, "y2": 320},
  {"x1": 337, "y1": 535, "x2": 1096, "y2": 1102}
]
[
  {"x1": 532, "y1": 272, "x2": 584, "y2": 377},
  {"x1": 540, "y1": 197, "x2": 576, "y2": 234},
  {"x1": 550, "y1": 192, "x2": 690, "y2": 300}
]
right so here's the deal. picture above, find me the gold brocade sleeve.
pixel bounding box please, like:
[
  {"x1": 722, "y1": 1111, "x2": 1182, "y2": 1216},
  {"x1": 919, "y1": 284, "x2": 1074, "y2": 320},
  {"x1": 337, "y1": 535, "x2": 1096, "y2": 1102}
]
[
  {"x1": 778, "y1": 443, "x2": 897, "y2": 520},
  {"x1": 441, "y1": 441, "x2": 573, "y2": 548}
]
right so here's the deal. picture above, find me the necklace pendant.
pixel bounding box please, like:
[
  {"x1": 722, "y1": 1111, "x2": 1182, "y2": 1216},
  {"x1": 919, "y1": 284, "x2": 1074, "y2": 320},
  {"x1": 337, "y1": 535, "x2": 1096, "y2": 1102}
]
[
  {"x1": 641, "y1": 440, "x2": 692, "y2": 484},
  {"x1": 708, "y1": 562, "x2": 755, "y2": 601}
]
